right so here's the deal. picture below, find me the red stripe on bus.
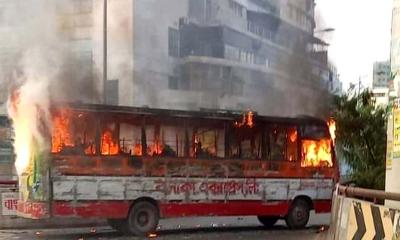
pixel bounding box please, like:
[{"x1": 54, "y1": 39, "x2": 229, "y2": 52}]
[
  {"x1": 313, "y1": 200, "x2": 331, "y2": 213},
  {"x1": 160, "y1": 201, "x2": 290, "y2": 218},
  {"x1": 52, "y1": 200, "x2": 331, "y2": 218},
  {"x1": 52, "y1": 201, "x2": 131, "y2": 218},
  {"x1": 52, "y1": 201, "x2": 290, "y2": 218}
]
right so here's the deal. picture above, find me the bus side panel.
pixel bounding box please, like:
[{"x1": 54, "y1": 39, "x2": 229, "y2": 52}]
[{"x1": 50, "y1": 176, "x2": 334, "y2": 218}]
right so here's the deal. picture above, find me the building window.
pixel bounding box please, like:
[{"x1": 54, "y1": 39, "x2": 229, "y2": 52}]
[
  {"x1": 224, "y1": 44, "x2": 240, "y2": 61},
  {"x1": 229, "y1": 0, "x2": 245, "y2": 18},
  {"x1": 168, "y1": 27, "x2": 180, "y2": 57},
  {"x1": 168, "y1": 76, "x2": 178, "y2": 90}
]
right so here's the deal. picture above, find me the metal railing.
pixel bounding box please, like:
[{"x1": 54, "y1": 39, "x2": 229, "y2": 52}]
[{"x1": 337, "y1": 185, "x2": 400, "y2": 202}]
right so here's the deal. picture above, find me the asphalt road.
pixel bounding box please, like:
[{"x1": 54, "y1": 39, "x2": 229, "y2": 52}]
[{"x1": 0, "y1": 212, "x2": 330, "y2": 240}]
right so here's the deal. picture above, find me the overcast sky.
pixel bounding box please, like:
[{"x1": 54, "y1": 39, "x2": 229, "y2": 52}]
[{"x1": 315, "y1": 0, "x2": 393, "y2": 90}]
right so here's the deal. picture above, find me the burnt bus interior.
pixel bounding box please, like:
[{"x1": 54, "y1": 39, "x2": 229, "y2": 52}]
[{"x1": 50, "y1": 104, "x2": 335, "y2": 177}]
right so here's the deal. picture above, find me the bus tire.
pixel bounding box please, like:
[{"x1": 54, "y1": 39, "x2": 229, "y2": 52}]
[
  {"x1": 257, "y1": 216, "x2": 279, "y2": 228},
  {"x1": 285, "y1": 199, "x2": 310, "y2": 229},
  {"x1": 125, "y1": 201, "x2": 159, "y2": 236}
]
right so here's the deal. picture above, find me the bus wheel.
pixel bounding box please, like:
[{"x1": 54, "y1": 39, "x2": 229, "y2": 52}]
[
  {"x1": 285, "y1": 199, "x2": 310, "y2": 229},
  {"x1": 107, "y1": 219, "x2": 126, "y2": 233},
  {"x1": 257, "y1": 216, "x2": 279, "y2": 228},
  {"x1": 126, "y1": 201, "x2": 159, "y2": 236}
]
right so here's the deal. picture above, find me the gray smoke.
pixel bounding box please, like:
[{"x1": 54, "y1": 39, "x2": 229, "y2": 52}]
[{"x1": 2, "y1": 0, "x2": 100, "y2": 106}]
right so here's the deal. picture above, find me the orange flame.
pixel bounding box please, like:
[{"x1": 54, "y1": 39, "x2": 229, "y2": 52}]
[
  {"x1": 289, "y1": 130, "x2": 297, "y2": 143},
  {"x1": 133, "y1": 143, "x2": 142, "y2": 156},
  {"x1": 148, "y1": 141, "x2": 163, "y2": 156},
  {"x1": 235, "y1": 111, "x2": 255, "y2": 128},
  {"x1": 327, "y1": 119, "x2": 336, "y2": 145},
  {"x1": 301, "y1": 139, "x2": 333, "y2": 167},
  {"x1": 51, "y1": 110, "x2": 74, "y2": 153},
  {"x1": 101, "y1": 131, "x2": 119, "y2": 155},
  {"x1": 8, "y1": 90, "x2": 50, "y2": 175}
]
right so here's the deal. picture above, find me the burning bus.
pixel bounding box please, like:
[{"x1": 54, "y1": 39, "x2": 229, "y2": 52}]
[{"x1": 14, "y1": 103, "x2": 338, "y2": 236}]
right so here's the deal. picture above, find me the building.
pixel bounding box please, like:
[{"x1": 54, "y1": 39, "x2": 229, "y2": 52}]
[
  {"x1": 371, "y1": 61, "x2": 391, "y2": 107},
  {"x1": 327, "y1": 62, "x2": 342, "y2": 95},
  {"x1": 0, "y1": 0, "x2": 331, "y2": 118},
  {"x1": 386, "y1": 0, "x2": 400, "y2": 208},
  {"x1": 373, "y1": 61, "x2": 391, "y2": 88},
  {"x1": 127, "y1": 0, "x2": 331, "y2": 117},
  {"x1": 372, "y1": 87, "x2": 390, "y2": 107},
  {"x1": 392, "y1": 0, "x2": 400, "y2": 97}
]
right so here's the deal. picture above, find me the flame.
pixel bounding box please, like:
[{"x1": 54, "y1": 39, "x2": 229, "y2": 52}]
[
  {"x1": 289, "y1": 130, "x2": 297, "y2": 143},
  {"x1": 148, "y1": 141, "x2": 163, "y2": 156},
  {"x1": 234, "y1": 111, "x2": 255, "y2": 128},
  {"x1": 327, "y1": 118, "x2": 336, "y2": 144},
  {"x1": 247, "y1": 111, "x2": 254, "y2": 128},
  {"x1": 101, "y1": 130, "x2": 119, "y2": 155},
  {"x1": 133, "y1": 143, "x2": 142, "y2": 156},
  {"x1": 301, "y1": 139, "x2": 333, "y2": 167},
  {"x1": 51, "y1": 110, "x2": 73, "y2": 153},
  {"x1": 8, "y1": 90, "x2": 50, "y2": 176}
]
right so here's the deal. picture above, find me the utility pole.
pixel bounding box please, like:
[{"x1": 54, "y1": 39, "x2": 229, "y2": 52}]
[
  {"x1": 103, "y1": 0, "x2": 108, "y2": 104},
  {"x1": 358, "y1": 76, "x2": 361, "y2": 95}
]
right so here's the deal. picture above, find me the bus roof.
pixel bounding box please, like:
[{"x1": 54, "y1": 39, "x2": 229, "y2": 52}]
[{"x1": 57, "y1": 102, "x2": 328, "y2": 126}]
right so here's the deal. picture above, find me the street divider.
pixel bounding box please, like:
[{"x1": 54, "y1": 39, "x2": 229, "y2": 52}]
[{"x1": 329, "y1": 185, "x2": 400, "y2": 240}]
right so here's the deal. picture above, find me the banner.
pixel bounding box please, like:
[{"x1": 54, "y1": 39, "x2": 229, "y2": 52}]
[
  {"x1": 387, "y1": 112, "x2": 394, "y2": 169},
  {"x1": 392, "y1": 109, "x2": 400, "y2": 159}
]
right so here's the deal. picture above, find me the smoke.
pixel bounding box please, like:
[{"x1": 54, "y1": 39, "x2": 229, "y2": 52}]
[{"x1": 3, "y1": 0, "x2": 100, "y2": 174}]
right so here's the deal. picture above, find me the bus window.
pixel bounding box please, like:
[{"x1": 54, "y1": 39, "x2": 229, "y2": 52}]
[
  {"x1": 194, "y1": 128, "x2": 224, "y2": 159},
  {"x1": 51, "y1": 110, "x2": 97, "y2": 156},
  {"x1": 159, "y1": 125, "x2": 186, "y2": 157},
  {"x1": 287, "y1": 127, "x2": 298, "y2": 161},
  {"x1": 228, "y1": 127, "x2": 261, "y2": 160},
  {"x1": 145, "y1": 125, "x2": 163, "y2": 156},
  {"x1": 101, "y1": 122, "x2": 119, "y2": 155},
  {"x1": 268, "y1": 127, "x2": 286, "y2": 161},
  {"x1": 300, "y1": 124, "x2": 333, "y2": 168},
  {"x1": 143, "y1": 123, "x2": 188, "y2": 158},
  {"x1": 267, "y1": 126, "x2": 297, "y2": 161},
  {"x1": 119, "y1": 123, "x2": 142, "y2": 156}
]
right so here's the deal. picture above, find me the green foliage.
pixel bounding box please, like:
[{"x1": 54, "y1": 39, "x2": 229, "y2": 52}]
[{"x1": 333, "y1": 89, "x2": 387, "y2": 190}]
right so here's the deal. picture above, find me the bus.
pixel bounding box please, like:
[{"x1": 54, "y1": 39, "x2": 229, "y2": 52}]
[{"x1": 16, "y1": 103, "x2": 338, "y2": 236}]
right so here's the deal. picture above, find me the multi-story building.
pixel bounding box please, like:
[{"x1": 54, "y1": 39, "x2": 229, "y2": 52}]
[
  {"x1": 387, "y1": 0, "x2": 400, "y2": 208},
  {"x1": 373, "y1": 61, "x2": 391, "y2": 88},
  {"x1": 0, "y1": 0, "x2": 330, "y2": 116},
  {"x1": 371, "y1": 61, "x2": 391, "y2": 107},
  {"x1": 327, "y1": 62, "x2": 342, "y2": 95},
  {"x1": 122, "y1": 0, "x2": 331, "y2": 117},
  {"x1": 392, "y1": 0, "x2": 400, "y2": 97},
  {"x1": 372, "y1": 87, "x2": 390, "y2": 107}
]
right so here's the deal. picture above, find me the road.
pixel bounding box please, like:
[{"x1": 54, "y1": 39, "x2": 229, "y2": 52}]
[{"x1": 0, "y1": 212, "x2": 330, "y2": 240}]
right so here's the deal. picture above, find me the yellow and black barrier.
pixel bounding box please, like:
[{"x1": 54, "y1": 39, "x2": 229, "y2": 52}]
[{"x1": 329, "y1": 185, "x2": 400, "y2": 240}]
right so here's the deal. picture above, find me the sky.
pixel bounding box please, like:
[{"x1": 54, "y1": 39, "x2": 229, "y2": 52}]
[{"x1": 315, "y1": 0, "x2": 393, "y2": 90}]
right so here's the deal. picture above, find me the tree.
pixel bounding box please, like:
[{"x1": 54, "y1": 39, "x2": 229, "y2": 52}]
[{"x1": 332, "y1": 89, "x2": 387, "y2": 190}]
